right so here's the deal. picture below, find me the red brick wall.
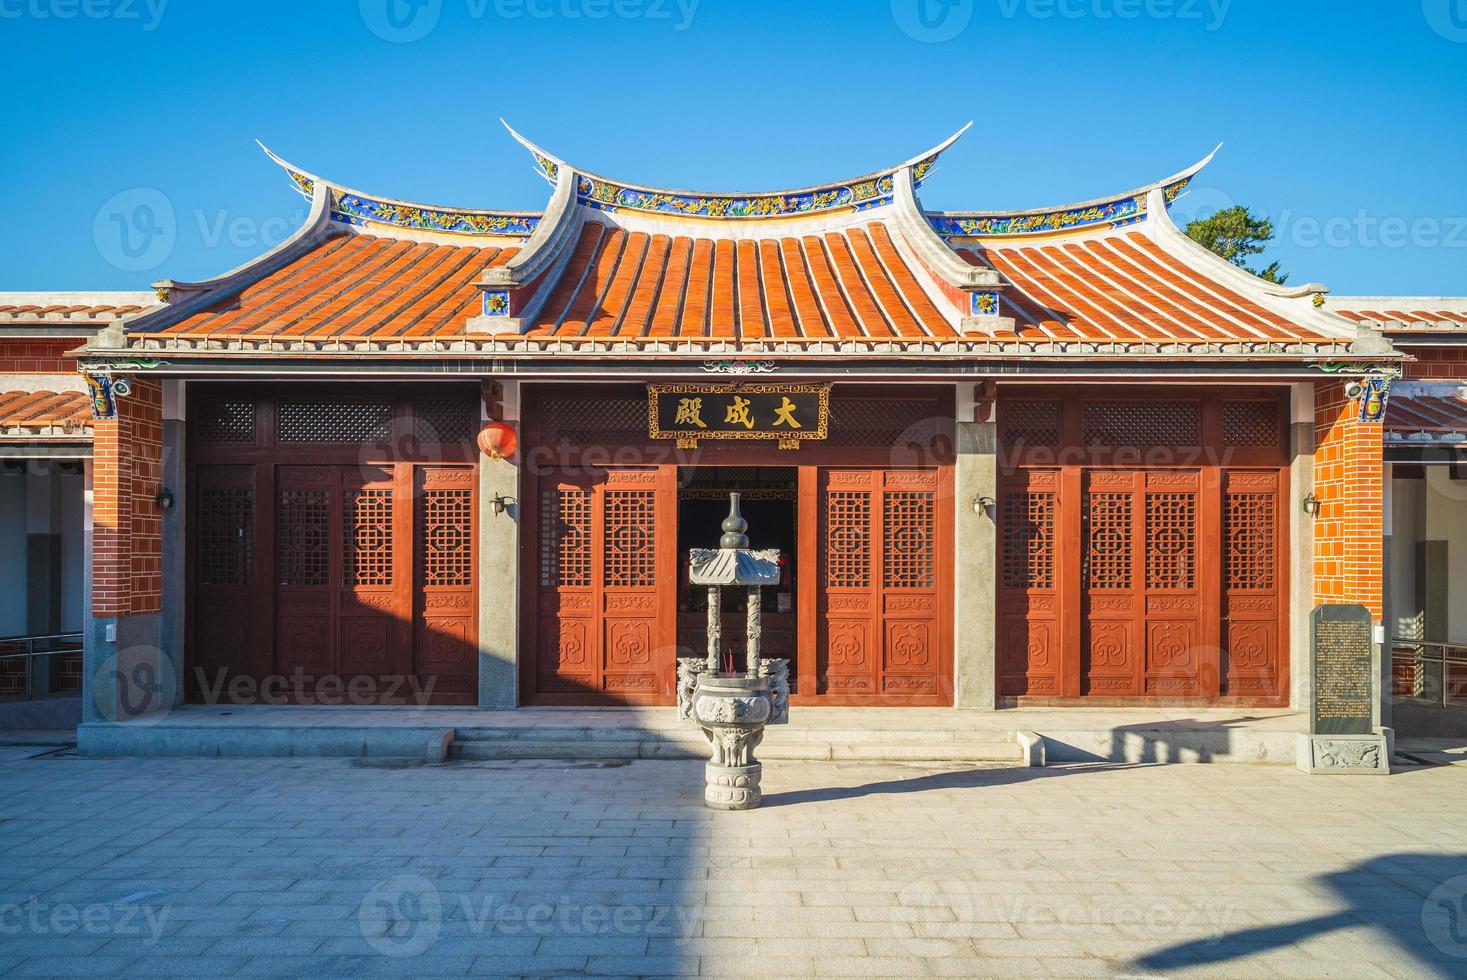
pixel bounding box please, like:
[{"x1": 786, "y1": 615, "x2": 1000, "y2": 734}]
[
  {"x1": 1400, "y1": 344, "x2": 1467, "y2": 381},
  {"x1": 0, "y1": 338, "x2": 81, "y2": 374},
  {"x1": 92, "y1": 378, "x2": 163, "y2": 617},
  {"x1": 1313, "y1": 380, "x2": 1384, "y2": 618}
]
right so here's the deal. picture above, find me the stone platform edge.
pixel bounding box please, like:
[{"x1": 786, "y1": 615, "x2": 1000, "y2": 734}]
[{"x1": 76, "y1": 719, "x2": 1306, "y2": 766}]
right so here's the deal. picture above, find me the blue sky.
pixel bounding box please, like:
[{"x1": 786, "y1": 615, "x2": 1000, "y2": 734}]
[{"x1": 2, "y1": 0, "x2": 1464, "y2": 295}]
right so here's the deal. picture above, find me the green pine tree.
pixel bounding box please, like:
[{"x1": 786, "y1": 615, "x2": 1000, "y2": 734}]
[{"x1": 1184, "y1": 205, "x2": 1289, "y2": 285}]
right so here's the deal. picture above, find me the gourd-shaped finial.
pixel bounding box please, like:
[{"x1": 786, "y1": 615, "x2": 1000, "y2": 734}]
[{"x1": 720, "y1": 492, "x2": 750, "y2": 550}]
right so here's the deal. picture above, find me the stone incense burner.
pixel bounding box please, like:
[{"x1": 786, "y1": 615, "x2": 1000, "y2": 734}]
[{"x1": 685, "y1": 493, "x2": 785, "y2": 810}]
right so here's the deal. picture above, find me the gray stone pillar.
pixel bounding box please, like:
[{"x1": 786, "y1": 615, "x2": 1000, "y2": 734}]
[
  {"x1": 477, "y1": 383, "x2": 519, "y2": 708},
  {"x1": 160, "y1": 381, "x2": 186, "y2": 709},
  {"x1": 1288, "y1": 383, "x2": 1316, "y2": 713},
  {"x1": 954, "y1": 394, "x2": 998, "y2": 709}
]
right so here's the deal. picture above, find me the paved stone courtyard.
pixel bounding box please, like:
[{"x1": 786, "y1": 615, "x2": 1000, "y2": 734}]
[{"x1": 2, "y1": 739, "x2": 1466, "y2": 978}]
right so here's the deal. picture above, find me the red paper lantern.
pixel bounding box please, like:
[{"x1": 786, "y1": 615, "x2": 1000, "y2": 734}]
[{"x1": 477, "y1": 421, "x2": 518, "y2": 460}]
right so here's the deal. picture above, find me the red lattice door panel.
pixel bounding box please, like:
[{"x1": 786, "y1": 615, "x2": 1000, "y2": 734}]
[
  {"x1": 273, "y1": 466, "x2": 415, "y2": 695},
  {"x1": 816, "y1": 469, "x2": 949, "y2": 704},
  {"x1": 191, "y1": 464, "x2": 261, "y2": 690},
  {"x1": 529, "y1": 467, "x2": 675, "y2": 704},
  {"x1": 415, "y1": 467, "x2": 477, "y2": 700},
  {"x1": 998, "y1": 470, "x2": 1062, "y2": 697},
  {"x1": 1081, "y1": 471, "x2": 1206, "y2": 698},
  {"x1": 1222, "y1": 471, "x2": 1284, "y2": 699}
]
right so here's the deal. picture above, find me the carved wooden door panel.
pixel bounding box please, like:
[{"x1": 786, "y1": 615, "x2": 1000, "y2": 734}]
[
  {"x1": 339, "y1": 466, "x2": 411, "y2": 686},
  {"x1": 192, "y1": 464, "x2": 260, "y2": 691},
  {"x1": 998, "y1": 469, "x2": 1062, "y2": 698},
  {"x1": 1222, "y1": 470, "x2": 1283, "y2": 699},
  {"x1": 275, "y1": 466, "x2": 338, "y2": 681},
  {"x1": 1081, "y1": 470, "x2": 1205, "y2": 698},
  {"x1": 415, "y1": 466, "x2": 477, "y2": 701},
  {"x1": 532, "y1": 467, "x2": 675, "y2": 704},
  {"x1": 816, "y1": 468, "x2": 948, "y2": 704}
]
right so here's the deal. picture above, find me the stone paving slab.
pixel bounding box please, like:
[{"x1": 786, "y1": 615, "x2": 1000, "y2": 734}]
[{"x1": 1, "y1": 748, "x2": 1464, "y2": 977}]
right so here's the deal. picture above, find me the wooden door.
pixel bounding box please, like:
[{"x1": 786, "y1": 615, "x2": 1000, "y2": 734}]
[
  {"x1": 998, "y1": 469, "x2": 1062, "y2": 697},
  {"x1": 1081, "y1": 470, "x2": 1207, "y2": 698},
  {"x1": 415, "y1": 466, "x2": 477, "y2": 701},
  {"x1": 815, "y1": 468, "x2": 950, "y2": 704},
  {"x1": 274, "y1": 465, "x2": 412, "y2": 693},
  {"x1": 1221, "y1": 470, "x2": 1284, "y2": 699},
  {"x1": 530, "y1": 467, "x2": 675, "y2": 704},
  {"x1": 191, "y1": 464, "x2": 261, "y2": 691}
]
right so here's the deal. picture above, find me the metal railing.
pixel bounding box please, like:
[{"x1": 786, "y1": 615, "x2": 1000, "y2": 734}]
[
  {"x1": 0, "y1": 632, "x2": 84, "y2": 701},
  {"x1": 1392, "y1": 638, "x2": 1467, "y2": 709}
]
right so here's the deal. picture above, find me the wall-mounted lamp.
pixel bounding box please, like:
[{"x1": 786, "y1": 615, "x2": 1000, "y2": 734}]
[
  {"x1": 489, "y1": 494, "x2": 514, "y2": 516},
  {"x1": 973, "y1": 494, "x2": 996, "y2": 516},
  {"x1": 1302, "y1": 492, "x2": 1321, "y2": 517},
  {"x1": 154, "y1": 488, "x2": 175, "y2": 511}
]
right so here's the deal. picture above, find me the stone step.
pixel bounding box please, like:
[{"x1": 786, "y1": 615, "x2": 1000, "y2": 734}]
[
  {"x1": 448, "y1": 735, "x2": 1026, "y2": 763},
  {"x1": 450, "y1": 726, "x2": 1020, "y2": 745}
]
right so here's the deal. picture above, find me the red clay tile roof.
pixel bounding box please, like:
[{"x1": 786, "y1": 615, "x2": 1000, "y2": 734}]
[
  {"x1": 0, "y1": 389, "x2": 92, "y2": 440},
  {"x1": 520, "y1": 221, "x2": 955, "y2": 342},
  {"x1": 1386, "y1": 389, "x2": 1467, "y2": 441},
  {"x1": 1333, "y1": 307, "x2": 1467, "y2": 331},
  {"x1": 957, "y1": 230, "x2": 1332, "y2": 344},
  {"x1": 149, "y1": 236, "x2": 515, "y2": 340}
]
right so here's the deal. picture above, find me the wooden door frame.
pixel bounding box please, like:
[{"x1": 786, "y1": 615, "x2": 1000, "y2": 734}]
[{"x1": 996, "y1": 385, "x2": 1291, "y2": 707}]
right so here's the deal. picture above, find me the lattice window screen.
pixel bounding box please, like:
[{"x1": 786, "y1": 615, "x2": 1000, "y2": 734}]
[
  {"x1": 277, "y1": 399, "x2": 392, "y2": 444},
  {"x1": 198, "y1": 401, "x2": 255, "y2": 444},
  {"x1": 1225, "y1": 492, "x2": 1275, "y2": 590},
  {"x1": 1003, "y1": 400, "x2": 1062, "y2": 448},
  {"x1": 540, "y1": 487, "x2": 590, "y2": 588},
  {"x1": 277, "y1": 489, "x2": 329, "y2": 586},
  {"x1": 414, "y1": 397, "x2": 475, "y2": 445},
  {"x1": 343, "y1": 490, "x2": 394, "y2": 587},
  {"x1": 1145, "y1": 493, "x2": 1196, "y2": 589},
  {"x1": 1001, "y1": 492, "x2": 1055, "y2": 590},
  {"x1": 603, "y1": 491, "x2": 656, "y2": 587},
  {"x1": 883, "y1": 492, "x2": 934, "y2": 589},
  {"x1": 420, "y1": 489, "x2": 473, "y2": 587},
  {"x1": 825, "y1": 491, "x2": 871, "y2": 589},
  {"x1": 1083, "y1": 493, "x2": 1133, "y2": 589},
  {"x1": 199, "y1": 488, "x2": 253, "y2": 586},
  {"x1": 1084, "y1": 401, "x2": 1201, "y2": 447},
  {"x1": 1222, "y1": 402, "x2": 1280, "y2": 448}
]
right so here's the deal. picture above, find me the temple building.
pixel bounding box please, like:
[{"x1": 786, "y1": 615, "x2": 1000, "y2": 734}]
[{"x1": 2, "y1": 126, "x2": 1463, "y2": 741}]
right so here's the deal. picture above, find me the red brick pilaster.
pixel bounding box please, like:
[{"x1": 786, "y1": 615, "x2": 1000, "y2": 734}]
[
  {"x1": 1312, "y1": 380, "x2": 1384, "y2": 618},
  {"x1": 92, "y1": 378, "x2": 163, "y2": 617}
]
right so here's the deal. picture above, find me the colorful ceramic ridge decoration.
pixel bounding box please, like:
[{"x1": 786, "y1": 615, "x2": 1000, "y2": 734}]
[{"x1": 509, "y1": 120, "x2": 969, "y2": 221}]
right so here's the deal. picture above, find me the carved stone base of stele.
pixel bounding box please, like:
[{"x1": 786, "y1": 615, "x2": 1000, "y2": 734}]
[
  {"x1": 1295, "y1": 730, "x2": 1393, "y2": 775},
  {"x1": 705, "y1": 762, "x2": 762, "y2": 810}
]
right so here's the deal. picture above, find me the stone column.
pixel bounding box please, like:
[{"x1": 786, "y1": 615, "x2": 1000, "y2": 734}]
[
  {"x1": 159, "y1": 380, "x2": 186, "y2": 709},
  {"x1": 953, "y1": 387, "x2": 998, "y2": 709},
  {"x1": 1288, "y1": 382, "x2": 1316, "y2": 712},
  {"x1": 477, "y1": 380, "x2": 519, "y2": 708}
]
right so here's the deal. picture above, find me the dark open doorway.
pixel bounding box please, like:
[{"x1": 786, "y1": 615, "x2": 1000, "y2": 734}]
[{"x1": 676, "y1": 467, "x2": 797, "y2": 683}]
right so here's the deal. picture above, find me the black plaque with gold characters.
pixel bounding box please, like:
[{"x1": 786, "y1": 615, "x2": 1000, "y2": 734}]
[
  {"x1": 648, "y1": 383, "x2": 830, "y2": 450},
  {"x1": 1310, "y1": 604, "x2": 1374, "y2": 736}
]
